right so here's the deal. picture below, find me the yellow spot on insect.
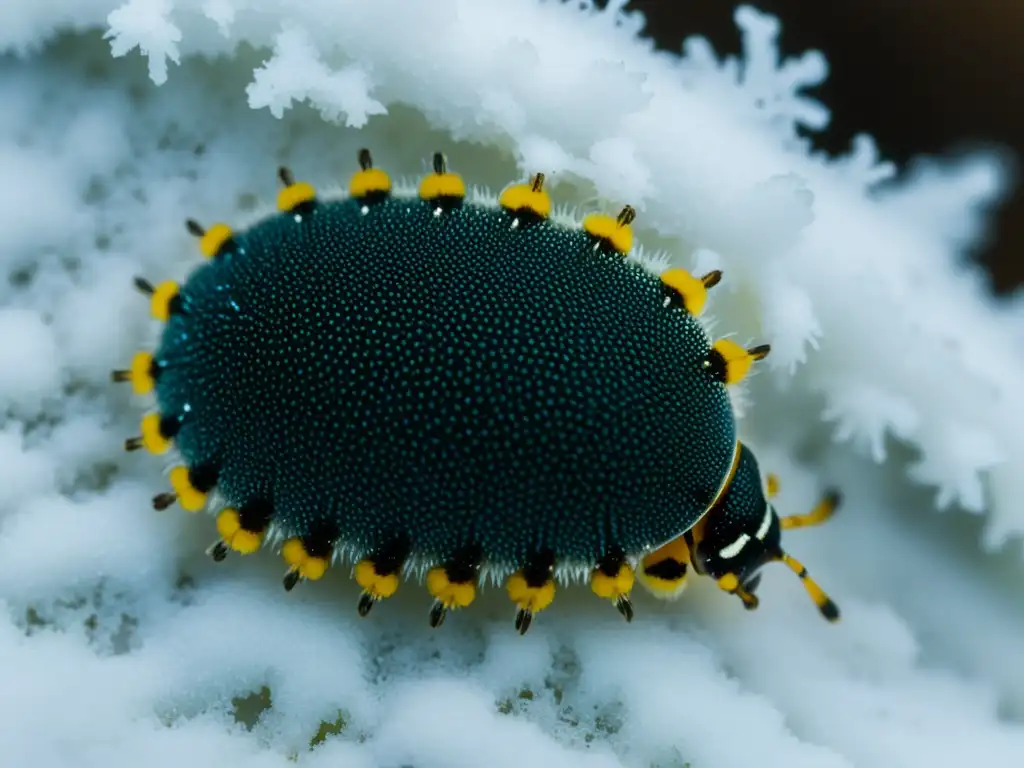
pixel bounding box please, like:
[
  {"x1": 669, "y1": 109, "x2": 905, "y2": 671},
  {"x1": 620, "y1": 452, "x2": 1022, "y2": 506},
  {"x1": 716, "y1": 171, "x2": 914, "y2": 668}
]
[
  {"x1": 349, "y1": 148, "x2": 392, "y2": 200},
  {"x1": 215, "y1": 508, "x2": 263, "y2": 555},
  {"x1": 355, "y1": 559, "x2": 400, "y2": 600},
  {"x1": 766, "y1": 473, "x2": 780, "y2": 498},
  {"x1": 169, "y1": 465, "x2": 207, "y2": 512},
  {"x1": 506, "y1": 572, "x2": 555, "y2": 614},
  {"x1": 198, "y1": 222, "x2": 233, "y2": 259},
  {"x1": 715, "y1": 573, "x2": 760, "y2": 612},
  {"x1": 426, "y1": 566, "x2": 475, "y2": 609},
  {"x1": 638, "y1": 536, "x2": 691, "y2": 599},
  {"x1": 282, "y1": 537, "x2": 328, "y2": 581},
  {"x1": 277, "y1": 181, "x2": 317, "y2": 213},
  {"x1": 419, "y1": 152, "x2": 466, "y2": 204},
  {"x1": 710, "y1": 339, "x2": 770, "y2": 385},
  {"x1": 419, "y1": 173, "x2": 466, "y2": 201},
  {"x1": 119, "y1": 351, "x2": 155, "y2": 395},
  {"x1": 350, "y1": 169, "x2": 391, "y2": 198},
  {"x1": 140, "y1": 413, "x2": 171, "y2": 454},
  {"x1": 661, "y1": 269, "x2": 721, "y2": 315},
  {"x1": 645, "y1": 536, "x2": 692, "y2": 567},
  {"x1": 499, "y1": 173, "x2": 551, "y2": 219},
  {"x1": 150, "y1": 281, "x2": 180, "y2": 323},
  {"x1": 717, "y1": 572, "x2": 740, "y2": 593},
  {"x1": 583, "y1": 205, "x2": 636, "y2": 255},
  {"x1": 639, "y1": 564, "x2": 689, "y2": 599},
  {"x1": 591, "y1": 561, "x2": 635, "y2": 601}
]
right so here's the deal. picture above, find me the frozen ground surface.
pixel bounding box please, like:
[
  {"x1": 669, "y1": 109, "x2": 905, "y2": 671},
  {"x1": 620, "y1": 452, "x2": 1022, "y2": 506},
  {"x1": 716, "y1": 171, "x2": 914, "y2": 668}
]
[{"x1": 1, "y1": 2, "x2": 1023, "y2": 766}]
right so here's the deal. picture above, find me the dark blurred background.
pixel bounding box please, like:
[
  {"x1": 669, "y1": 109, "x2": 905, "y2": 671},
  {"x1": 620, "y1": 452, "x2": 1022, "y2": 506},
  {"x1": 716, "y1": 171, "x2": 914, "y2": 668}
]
[{"x1": 627, "y1": 0, "x2": 1023, "y2": 294}]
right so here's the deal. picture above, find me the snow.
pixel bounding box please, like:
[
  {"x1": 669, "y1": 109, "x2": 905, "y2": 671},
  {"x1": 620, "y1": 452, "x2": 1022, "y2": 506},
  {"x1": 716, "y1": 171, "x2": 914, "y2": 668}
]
[{"x1": 1, "y1": 1, "x2": 1023, "y2": 766}]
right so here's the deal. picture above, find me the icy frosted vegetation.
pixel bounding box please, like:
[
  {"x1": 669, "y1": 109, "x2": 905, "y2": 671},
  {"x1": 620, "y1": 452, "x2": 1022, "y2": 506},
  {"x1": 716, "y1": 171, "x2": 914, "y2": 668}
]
[{"x1": 1, "y1": 1, "x2": 1023, "y2": 766}]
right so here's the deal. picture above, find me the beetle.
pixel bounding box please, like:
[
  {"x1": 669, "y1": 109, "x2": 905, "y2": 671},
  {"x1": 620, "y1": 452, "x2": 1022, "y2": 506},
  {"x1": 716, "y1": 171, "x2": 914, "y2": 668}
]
[{"x1": 114, "y1": 149, "x2": 783, "y2": 634}]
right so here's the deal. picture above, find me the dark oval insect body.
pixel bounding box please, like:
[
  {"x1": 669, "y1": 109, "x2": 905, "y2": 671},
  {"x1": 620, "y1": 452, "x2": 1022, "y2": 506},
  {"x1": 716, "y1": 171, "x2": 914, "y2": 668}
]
[{"x1": 116, "y1": 151, "x2": 778, "y2": 632}]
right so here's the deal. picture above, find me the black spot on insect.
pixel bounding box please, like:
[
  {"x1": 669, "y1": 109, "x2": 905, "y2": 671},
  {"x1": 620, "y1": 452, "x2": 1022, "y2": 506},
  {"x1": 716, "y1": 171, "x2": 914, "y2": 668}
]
[{"x1": 643, "y1": 558, "x2": 687, "y2": 582}]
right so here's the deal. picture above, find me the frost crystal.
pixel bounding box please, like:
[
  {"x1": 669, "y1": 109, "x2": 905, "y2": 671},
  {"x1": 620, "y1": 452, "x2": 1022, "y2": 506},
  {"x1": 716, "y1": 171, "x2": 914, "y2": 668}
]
[
  {"x1": 247, "y1": 26, "x2": 386, "y2": 127},
  {"x1": 2, "y1": 1, "x2": 1024, "y2": 766},
  {"x1": 105, "y1": 0, "x2": 181, "y2": 85}
]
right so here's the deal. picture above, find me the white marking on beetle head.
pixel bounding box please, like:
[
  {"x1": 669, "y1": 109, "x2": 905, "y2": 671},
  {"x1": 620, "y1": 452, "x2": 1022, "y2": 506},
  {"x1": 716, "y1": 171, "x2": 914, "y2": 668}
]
[
  {"x1": 718, "y1": 532, "x2": 751, "y2": 560},
  {"x1": 755, "y1": 503, "x2": 774, "y2": 541}
]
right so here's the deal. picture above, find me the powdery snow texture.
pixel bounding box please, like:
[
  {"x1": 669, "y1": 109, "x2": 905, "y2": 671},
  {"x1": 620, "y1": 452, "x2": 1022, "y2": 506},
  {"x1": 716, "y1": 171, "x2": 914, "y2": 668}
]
[{"x1": 1, "y1": 1, "x2": 1023, "y2": 767}]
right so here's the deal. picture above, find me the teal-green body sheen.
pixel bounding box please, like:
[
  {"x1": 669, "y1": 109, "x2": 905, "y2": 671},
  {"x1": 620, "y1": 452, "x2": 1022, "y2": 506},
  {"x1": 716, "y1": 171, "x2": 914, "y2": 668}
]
[{"x1": 155, "y1": 196, "x2": 736, "y2": 569}]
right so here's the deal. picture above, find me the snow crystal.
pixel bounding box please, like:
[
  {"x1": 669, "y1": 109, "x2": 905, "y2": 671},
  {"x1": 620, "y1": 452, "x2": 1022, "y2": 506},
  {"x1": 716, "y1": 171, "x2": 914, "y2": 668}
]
[
  {"x1": 1, "y1": 0, "x2": 1023, "y2": 766},
  {"x1": 247, "y1": 26, "x2": 386, "y2": 128},
  {"x1": 0, "y1": 308, "x2": 61, "y2": 415}
]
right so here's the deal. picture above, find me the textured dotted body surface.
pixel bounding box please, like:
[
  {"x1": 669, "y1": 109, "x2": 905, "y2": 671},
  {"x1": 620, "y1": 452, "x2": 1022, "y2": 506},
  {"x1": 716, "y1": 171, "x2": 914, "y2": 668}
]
[{"x1": 155, "y1": 196, "x2": 736, "y2": 574}]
